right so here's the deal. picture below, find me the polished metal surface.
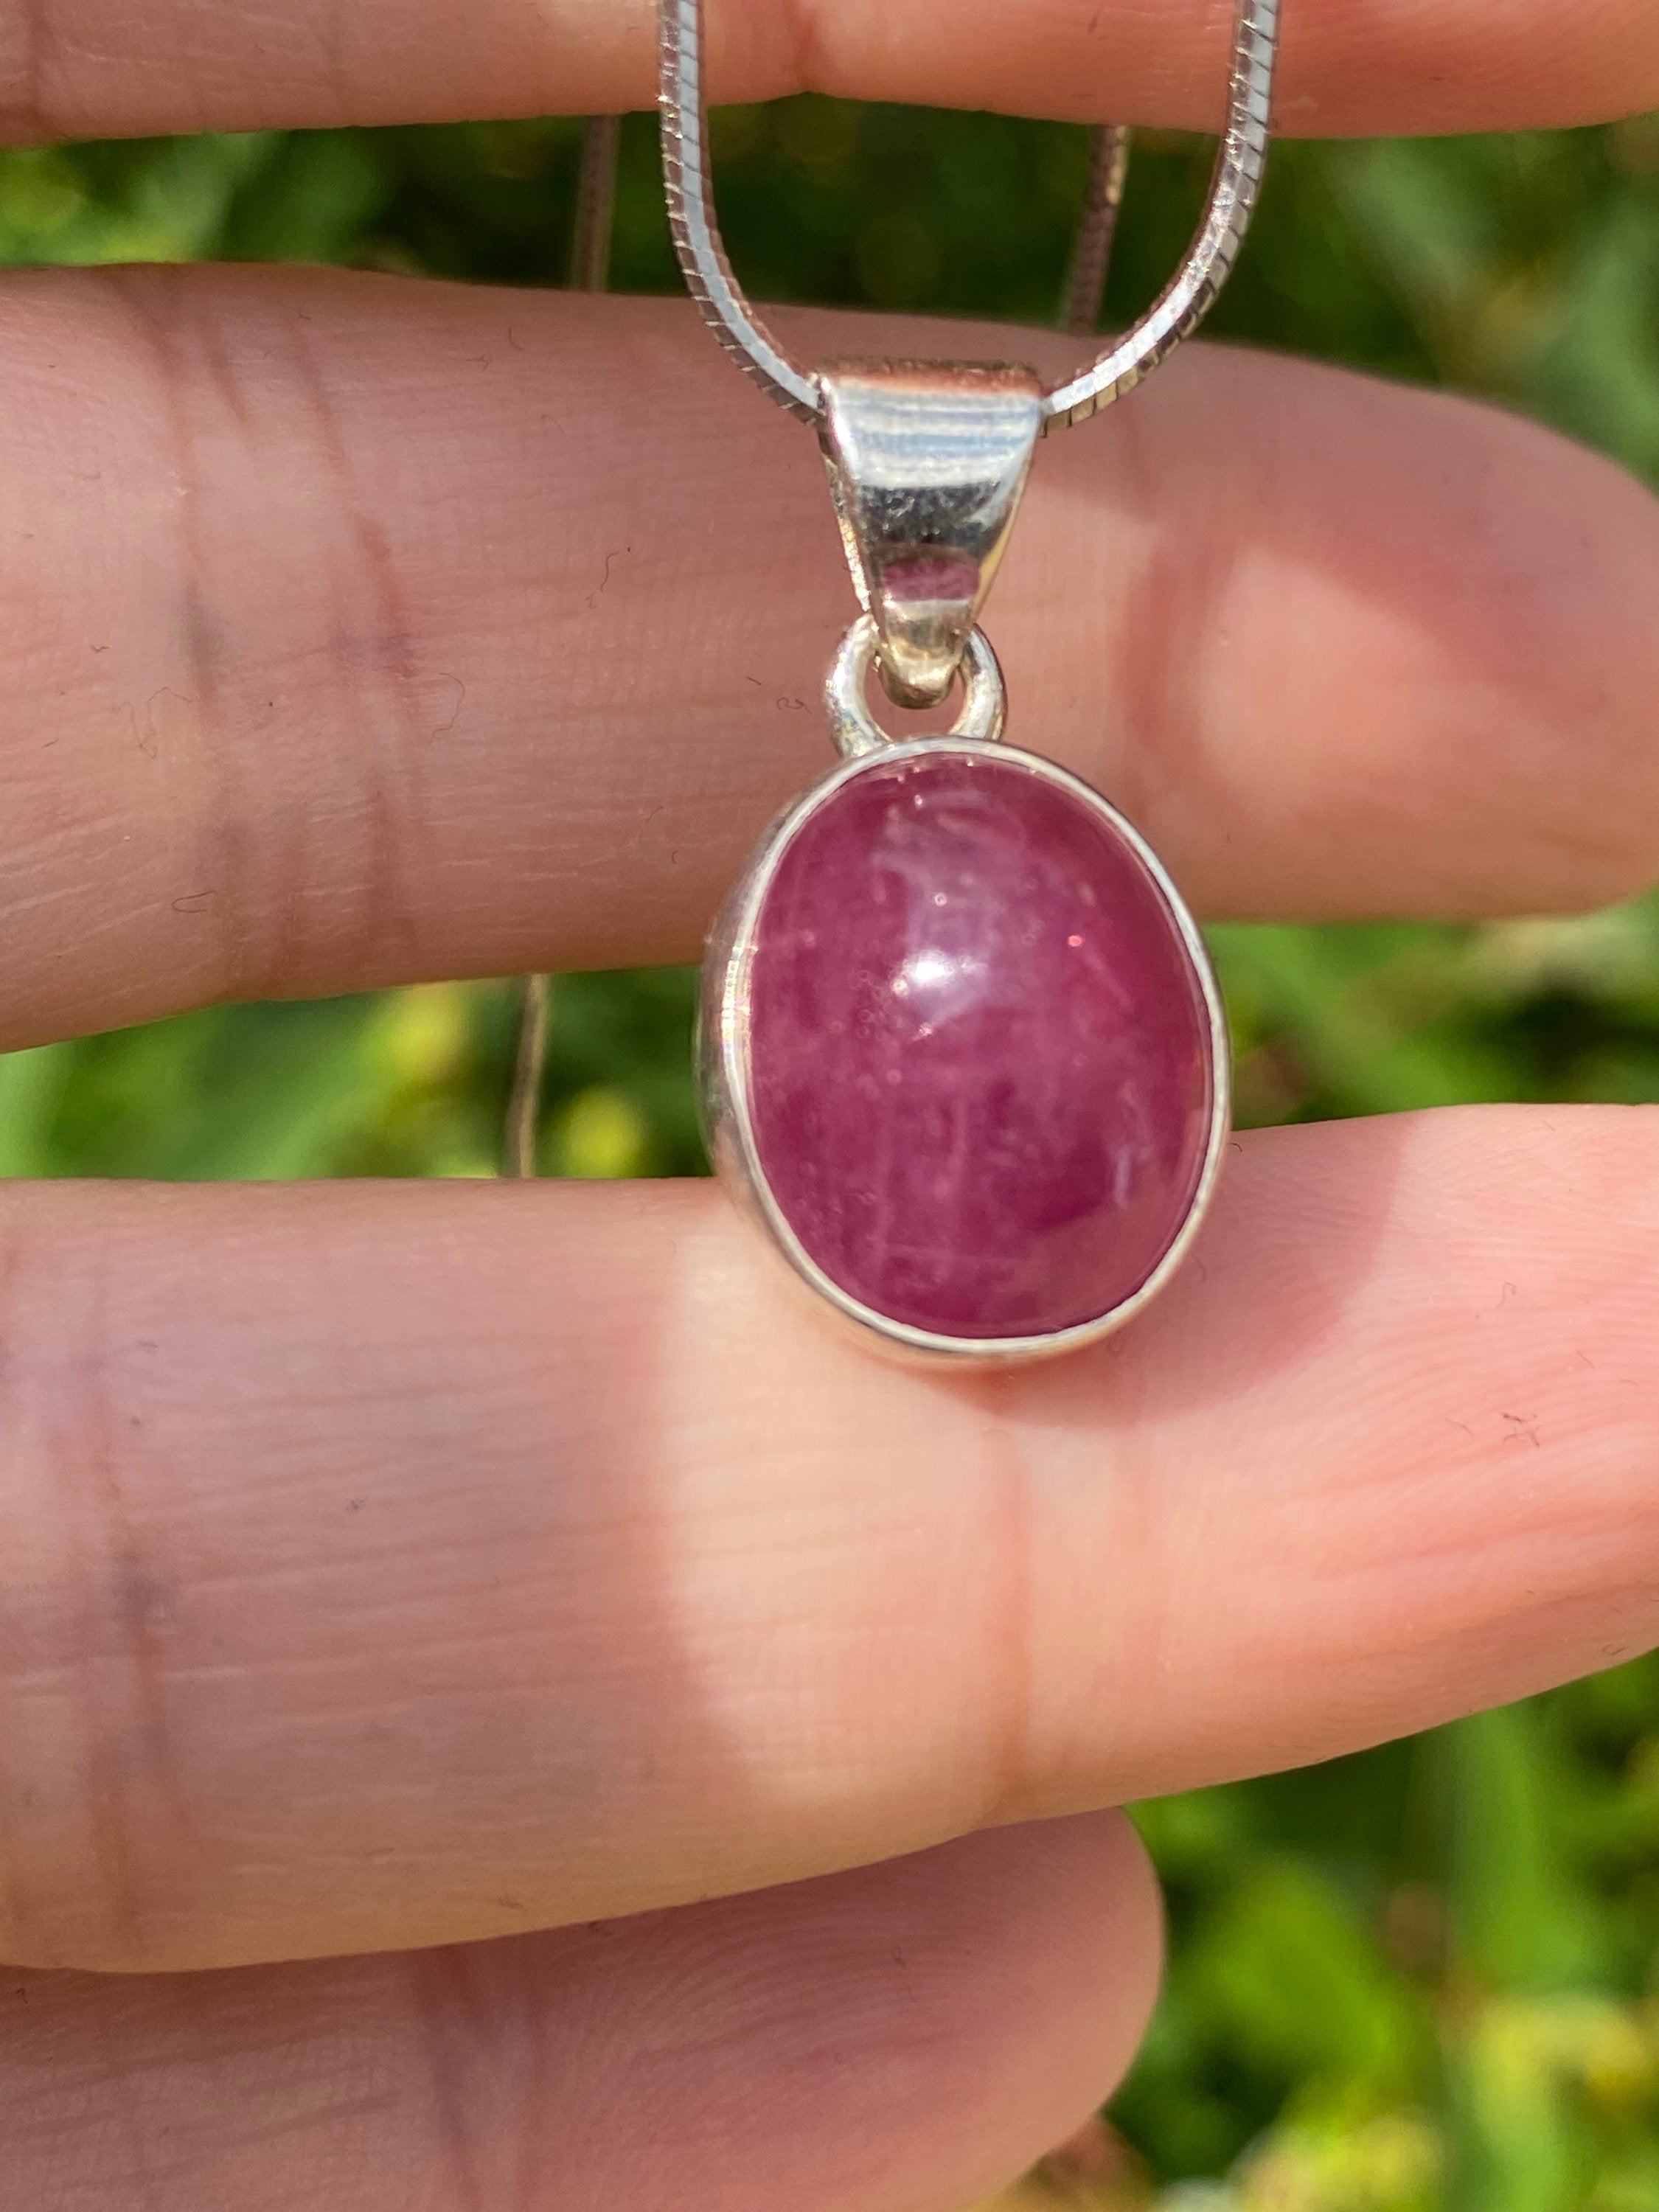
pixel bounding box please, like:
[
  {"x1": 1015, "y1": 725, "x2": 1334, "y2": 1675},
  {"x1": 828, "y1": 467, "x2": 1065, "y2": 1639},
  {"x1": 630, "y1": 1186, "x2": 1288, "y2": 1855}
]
[
  {"x1": 698, "y1": 737, "x2": 1232, "y2": 1366},
  {"x1": 818, "y1": 361, "x2": 1043, "y2": 709},
  {"x1": 824, "y1": 616, "x2": 1006, "y2": 760},
  {"x1": 659, "y1": 0, "x2": 1278, "y2": 432}
]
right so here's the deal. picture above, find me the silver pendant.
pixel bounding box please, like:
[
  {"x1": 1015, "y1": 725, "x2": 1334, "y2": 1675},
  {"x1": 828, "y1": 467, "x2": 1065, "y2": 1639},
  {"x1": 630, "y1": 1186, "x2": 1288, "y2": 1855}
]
[
  {"x1": 655, "y1": 0, "x2": 1276, "y2": 1363},
  {"x1": 698, "y1": 369, "x2": 1231, "y2": 1366}
]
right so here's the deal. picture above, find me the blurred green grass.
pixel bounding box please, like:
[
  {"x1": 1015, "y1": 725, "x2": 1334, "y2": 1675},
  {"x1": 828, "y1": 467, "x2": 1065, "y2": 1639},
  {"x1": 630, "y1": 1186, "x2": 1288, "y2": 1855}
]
[{"x1": 1, "y1": 103, "x2": 1658, "y2": 2211}]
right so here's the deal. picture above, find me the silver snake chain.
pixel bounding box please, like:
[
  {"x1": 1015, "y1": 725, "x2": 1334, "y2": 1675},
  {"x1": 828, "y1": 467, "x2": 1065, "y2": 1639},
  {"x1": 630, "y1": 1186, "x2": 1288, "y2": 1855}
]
[
  {"x1": 661, "y1": 0, "x2": 1279, "y2": 429},
  {"x1": 504, "y1": 0, "x2": 1281, "y2": 1167}
]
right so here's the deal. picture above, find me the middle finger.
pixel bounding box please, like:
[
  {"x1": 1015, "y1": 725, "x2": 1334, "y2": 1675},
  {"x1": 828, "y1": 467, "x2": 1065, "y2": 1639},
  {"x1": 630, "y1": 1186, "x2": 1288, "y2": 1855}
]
[
  {"x1": 2, "y1": 1107, "x2": 1655, "y2": 1972},
  {"x1": 3, "y1": 266, "x2": 1657, "y2": 1051}
]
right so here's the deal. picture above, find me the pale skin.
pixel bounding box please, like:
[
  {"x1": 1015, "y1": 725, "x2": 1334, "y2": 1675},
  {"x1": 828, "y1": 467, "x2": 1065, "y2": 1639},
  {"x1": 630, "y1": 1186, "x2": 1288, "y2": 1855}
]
[{"x1": 3, "y1": 3, "x2": 1659, "y2": 2206}]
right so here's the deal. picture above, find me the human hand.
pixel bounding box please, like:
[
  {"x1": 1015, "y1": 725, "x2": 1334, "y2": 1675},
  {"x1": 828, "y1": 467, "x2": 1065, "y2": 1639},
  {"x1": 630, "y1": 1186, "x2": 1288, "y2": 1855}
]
[{"x1": 4, "y1": 5, "x2": 1659, "y2": 2208}]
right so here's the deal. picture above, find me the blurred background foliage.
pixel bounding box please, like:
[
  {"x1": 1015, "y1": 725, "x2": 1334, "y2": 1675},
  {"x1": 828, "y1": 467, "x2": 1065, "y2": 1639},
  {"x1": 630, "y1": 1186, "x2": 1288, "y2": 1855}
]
[{"x1": 0, "y1": 96, "x2": 1656, "y2": 2212}]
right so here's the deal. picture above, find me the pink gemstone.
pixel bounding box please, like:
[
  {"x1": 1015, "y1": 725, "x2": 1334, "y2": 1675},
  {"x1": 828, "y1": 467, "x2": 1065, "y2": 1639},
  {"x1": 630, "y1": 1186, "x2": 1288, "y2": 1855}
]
[{"x1": 742, "y1": 747, "x2": 1218, "y2": 1340}]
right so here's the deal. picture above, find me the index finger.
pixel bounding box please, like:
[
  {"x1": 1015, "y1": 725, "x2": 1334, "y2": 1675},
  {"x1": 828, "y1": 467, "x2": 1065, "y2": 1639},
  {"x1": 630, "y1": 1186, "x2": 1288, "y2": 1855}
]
[{"x1": 4, "y1": 0, "x2": 1658, "y2": 145}]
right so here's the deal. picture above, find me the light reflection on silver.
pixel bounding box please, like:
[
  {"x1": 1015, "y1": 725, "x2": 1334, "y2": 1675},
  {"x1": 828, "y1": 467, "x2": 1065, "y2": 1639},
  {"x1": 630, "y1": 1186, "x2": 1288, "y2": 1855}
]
[
  {"x1": 699, "y1": 738, "x2": 1232, "y2": 1368},
  {"x1": 827, "y1": 616, "x2": 1005, "y2": 759},
  {"x1": 818, "y1": 361, "x2": 1043, "y2": 709}
]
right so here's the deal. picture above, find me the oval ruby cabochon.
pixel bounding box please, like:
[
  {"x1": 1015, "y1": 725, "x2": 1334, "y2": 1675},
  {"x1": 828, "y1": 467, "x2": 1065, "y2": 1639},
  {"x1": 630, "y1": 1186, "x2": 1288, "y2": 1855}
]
[{"x1": 717, "y1": 742, "x2": 1224, "y2": 1348}]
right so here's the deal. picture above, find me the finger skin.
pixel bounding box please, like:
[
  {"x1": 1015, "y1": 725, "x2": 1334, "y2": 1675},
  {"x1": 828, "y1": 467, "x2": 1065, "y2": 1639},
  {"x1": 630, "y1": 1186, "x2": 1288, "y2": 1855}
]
[
  {"x1": 2, "y1": 0, "x2": 1658, "y2": 142},
  {"x1": 1, "y1": 1107, "x2": 1656, "y2": 1972},
  {"x1": 3, "y1": 269, "x2": 1658, "y2": 1052},
  {"x1": 0, "y1": 1816, "x2": 1162, "y2": 2212}
]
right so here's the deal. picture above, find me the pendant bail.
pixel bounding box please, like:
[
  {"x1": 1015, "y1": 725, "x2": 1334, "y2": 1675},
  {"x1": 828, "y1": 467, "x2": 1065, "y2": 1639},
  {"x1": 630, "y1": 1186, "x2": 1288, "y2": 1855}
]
[{"x1": 818, "y1": 359, "x2": 1043, "y2": 711}]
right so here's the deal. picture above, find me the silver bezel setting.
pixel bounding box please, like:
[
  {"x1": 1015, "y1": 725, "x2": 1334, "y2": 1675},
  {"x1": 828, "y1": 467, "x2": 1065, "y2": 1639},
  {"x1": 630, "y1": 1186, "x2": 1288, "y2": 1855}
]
[{"x1": 699, "y1": 737, "x2": 1233, "y2": 1366}]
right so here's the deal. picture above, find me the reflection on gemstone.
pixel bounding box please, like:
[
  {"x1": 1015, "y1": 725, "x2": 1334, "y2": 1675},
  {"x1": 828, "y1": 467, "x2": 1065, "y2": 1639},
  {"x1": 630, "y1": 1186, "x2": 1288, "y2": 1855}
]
[{"x1": 890, "y1": 947, "x2": 986, "y2": 1006}]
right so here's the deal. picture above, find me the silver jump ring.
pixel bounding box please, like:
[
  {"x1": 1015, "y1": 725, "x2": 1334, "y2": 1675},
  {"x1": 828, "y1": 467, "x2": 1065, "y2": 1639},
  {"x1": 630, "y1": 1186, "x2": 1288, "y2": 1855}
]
[
  {"x1": 658, "y1": 0, "x2": 1279, "y2": 433},
  {"x1": 826, "y1": 616, "x2": 1006, "y2": 759}
]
